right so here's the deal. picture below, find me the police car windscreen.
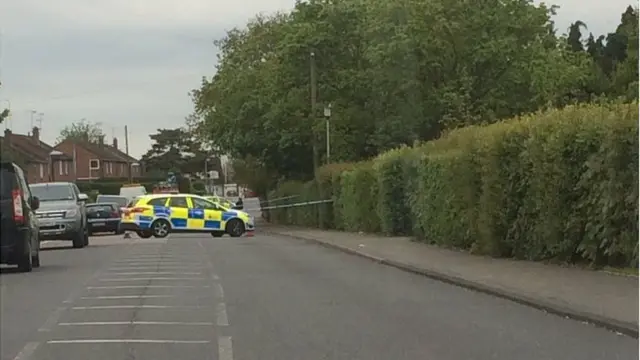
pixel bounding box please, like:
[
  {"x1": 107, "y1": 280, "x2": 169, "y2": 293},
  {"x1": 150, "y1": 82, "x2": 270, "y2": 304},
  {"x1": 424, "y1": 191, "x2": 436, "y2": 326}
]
[{"x1": 30, "y1": 184, "x2": 75, "y2": 201}]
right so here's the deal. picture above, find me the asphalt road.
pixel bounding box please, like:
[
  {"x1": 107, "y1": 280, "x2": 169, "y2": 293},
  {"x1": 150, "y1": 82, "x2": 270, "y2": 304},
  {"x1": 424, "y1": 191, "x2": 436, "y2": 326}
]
[{"x1": 0, "y1": 233, "x2": 637, "y2": 360}]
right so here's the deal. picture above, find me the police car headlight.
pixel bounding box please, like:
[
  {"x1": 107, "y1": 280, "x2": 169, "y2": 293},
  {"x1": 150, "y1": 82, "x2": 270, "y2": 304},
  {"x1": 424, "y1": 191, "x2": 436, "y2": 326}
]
[{"x1": 65, "y1": 209, "x2": 78, "y2": 218}]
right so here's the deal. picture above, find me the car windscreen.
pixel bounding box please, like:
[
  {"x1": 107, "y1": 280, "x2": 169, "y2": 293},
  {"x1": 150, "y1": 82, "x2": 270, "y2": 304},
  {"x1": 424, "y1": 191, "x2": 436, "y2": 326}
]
[
  {"x1": 96, "y1": 195, "x2": 128, "y2": 207},
  {"x1": 87, "y1": 204, "x2": 115, "y2": 214},
  {"x1": 0, "y1": 168, "x2": 15, "y2": 199},
  {"x1": 30, "y1": 184, "x2": 75, "y2": 201}
]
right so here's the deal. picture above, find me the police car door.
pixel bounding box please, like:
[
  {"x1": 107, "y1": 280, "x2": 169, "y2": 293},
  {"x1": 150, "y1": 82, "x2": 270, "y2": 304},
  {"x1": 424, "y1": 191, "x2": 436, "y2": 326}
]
[
  {"x1": 167, "y1": 196, "x2": 189, "y2": 230},
  {"x1": 190, "y1": 196, "x2": 222, "y2": 231}
]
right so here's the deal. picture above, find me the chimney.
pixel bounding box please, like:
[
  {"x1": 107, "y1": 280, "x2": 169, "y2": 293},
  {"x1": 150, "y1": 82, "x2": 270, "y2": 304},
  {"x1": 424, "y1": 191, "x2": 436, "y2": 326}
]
[
  {"x1": 32, "y1": 127, "x2": 40, "y2": 142},
  {"x1": 3, "y1": 129, "x2": 11, "y2": 145},
  {"x1": 112, "y1": 137, "x2": 118, "y2": 149}
]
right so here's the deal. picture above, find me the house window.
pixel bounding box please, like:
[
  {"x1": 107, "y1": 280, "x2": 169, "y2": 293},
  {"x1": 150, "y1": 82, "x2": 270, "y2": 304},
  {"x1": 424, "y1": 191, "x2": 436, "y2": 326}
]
[
  {"x1": 64, "y1": 162, "x2": 69, "y2": 175},
  {"x1": 39, "y1": 164, "x2": 44, "y2": 179},
  {"x1": 89, "y1": 159, "x2": 100, "y2": 170},
  {"x1": 58, "y1": 161, "x2": 63, "y2": 175},
  {"x1": 120, "y1": 163, "x2": 125, "y2": 175},
  {"x1": 108, "y1": 162, "x2": 113, "y2": 174}
]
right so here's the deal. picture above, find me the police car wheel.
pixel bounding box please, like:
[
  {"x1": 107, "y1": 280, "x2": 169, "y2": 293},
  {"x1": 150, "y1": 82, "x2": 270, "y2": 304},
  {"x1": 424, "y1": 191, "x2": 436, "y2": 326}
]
[
  {"x1": 226, "y1": 219, "x2": 245, "y2": 238},
  {"x1": 151, "y1": 219, "x2": 171, "y2": 238}
]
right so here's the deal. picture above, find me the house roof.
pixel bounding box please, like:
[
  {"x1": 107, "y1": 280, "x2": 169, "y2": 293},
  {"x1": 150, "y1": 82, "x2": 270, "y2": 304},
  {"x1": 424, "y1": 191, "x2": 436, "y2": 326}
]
[
  {"x1": 71, "y1": 140, "x2": 138, "y2": 163},
  {"x1": 1, "y1": 130, "x2": 73, "y2": 163}
]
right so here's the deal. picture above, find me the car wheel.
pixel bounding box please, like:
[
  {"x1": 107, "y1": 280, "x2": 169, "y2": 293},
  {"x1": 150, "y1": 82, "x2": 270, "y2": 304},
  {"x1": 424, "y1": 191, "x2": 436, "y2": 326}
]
[
  {"x1": 151, "y1": 219, "x2": 171, "y2": 238},
  {"x1": 84, "y1": 227, "x2": 90, "y2": 246},
  {"x1": 225, "y1": 219, "x2": 245, "y2": 238},
  {"x1": 18, "y1": 240, "x2": 33, "y2": 272},
  {"x1": 32, "y1": 254, "x2": 40, "y2": 268},
  {"x1": 136, "y1": 230, "x2": 153, "y2": 239},
  {"x1": 211, "y1": 231, "x2": 224, "y2": 238},
  {"x1": 72, "y1": 231, "x2": 85, "y2": 248}
]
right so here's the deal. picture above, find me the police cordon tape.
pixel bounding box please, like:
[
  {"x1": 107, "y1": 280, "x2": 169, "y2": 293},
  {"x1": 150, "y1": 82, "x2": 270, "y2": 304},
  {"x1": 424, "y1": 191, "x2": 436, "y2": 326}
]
[
  {"x1": 247, "y1": 199, "x2": 333, "y2": 211},
  {"x1": 259, "y1": 195, "x2": 300, "y2": 205}
]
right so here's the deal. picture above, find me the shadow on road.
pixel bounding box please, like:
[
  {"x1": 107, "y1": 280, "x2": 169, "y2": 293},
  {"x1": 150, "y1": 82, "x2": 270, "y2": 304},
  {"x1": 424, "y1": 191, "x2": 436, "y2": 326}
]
[
  {"x1": 41, "y1": 245, "x2": 73, "y2": 251},
  {"x1": 0, "y1": 263, "x2": 70, "y2": 275}
]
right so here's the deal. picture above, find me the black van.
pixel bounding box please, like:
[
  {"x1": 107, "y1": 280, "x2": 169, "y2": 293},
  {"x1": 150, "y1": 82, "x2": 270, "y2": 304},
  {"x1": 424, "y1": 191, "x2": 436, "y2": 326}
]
[{"x1": 0, "y1": 161, "x2": 41, "y2": 272}]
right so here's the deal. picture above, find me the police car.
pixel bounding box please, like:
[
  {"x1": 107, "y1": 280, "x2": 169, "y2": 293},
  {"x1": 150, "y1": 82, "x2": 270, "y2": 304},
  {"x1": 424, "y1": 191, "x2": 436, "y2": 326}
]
[{"x1": 120, "y1": 193, "x2": 255, "y2": 238}]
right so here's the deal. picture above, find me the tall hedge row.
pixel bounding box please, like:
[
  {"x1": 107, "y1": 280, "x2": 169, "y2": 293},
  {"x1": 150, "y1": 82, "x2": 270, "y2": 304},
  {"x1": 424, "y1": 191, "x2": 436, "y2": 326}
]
[{"x1": 267, "y1": 103, "x2": 639, "y2": 267}]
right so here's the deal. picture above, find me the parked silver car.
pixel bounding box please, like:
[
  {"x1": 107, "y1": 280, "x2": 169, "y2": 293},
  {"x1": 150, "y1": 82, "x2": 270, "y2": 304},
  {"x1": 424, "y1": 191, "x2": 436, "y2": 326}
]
[{"x1": 29, "y1": 182, "x2": 89, "y2": 248}]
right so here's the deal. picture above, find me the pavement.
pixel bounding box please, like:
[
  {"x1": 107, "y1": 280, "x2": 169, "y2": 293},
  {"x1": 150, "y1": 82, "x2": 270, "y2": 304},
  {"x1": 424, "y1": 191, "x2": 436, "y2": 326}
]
[
  {"x1": 0, "y1": 232, "x2": 637, "y2": 360},
  {"x1": 263, "y1": 225, "x2": 640, "y2": 338}
]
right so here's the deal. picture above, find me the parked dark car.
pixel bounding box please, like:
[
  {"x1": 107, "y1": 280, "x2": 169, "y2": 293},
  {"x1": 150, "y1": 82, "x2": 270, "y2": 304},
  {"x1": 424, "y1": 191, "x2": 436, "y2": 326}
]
[
  {"x1": 0, "y1": 161, "x2": 41, "y2": 272},
  {"x1": 87, "y1": 202, "x2": 123, "y2": 235}
]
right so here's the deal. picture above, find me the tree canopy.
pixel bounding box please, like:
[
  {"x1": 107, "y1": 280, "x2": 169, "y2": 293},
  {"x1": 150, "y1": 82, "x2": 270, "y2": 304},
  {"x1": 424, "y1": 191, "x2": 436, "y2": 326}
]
[
  {"x1": 189, "y1": 1, "x2": 637, "y2": 187},
  {"x1": 140, "y1": 128, "x2": 223, "y2": 180},
  {"x1": 57, "y1": 119, "x2": 105, "y2": 143}
]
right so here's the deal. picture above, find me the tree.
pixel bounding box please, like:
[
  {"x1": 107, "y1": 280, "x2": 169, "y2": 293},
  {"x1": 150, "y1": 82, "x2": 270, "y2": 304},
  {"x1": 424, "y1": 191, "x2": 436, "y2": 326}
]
[
  {"x1": 140, "y1": 127, "x2": 220, "y2": 177},
  {"x1": 58, "y1": 119, "x2": 104, "y2": 143},
  {"x1": 189, "y1": 0, "x2": 633, "y2": 183}
]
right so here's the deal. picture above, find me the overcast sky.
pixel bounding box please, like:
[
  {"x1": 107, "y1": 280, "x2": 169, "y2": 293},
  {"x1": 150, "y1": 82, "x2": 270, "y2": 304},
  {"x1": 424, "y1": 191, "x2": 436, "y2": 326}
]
[{"x1": 0, "y1": 0, "x2": 634, "y2": 158}]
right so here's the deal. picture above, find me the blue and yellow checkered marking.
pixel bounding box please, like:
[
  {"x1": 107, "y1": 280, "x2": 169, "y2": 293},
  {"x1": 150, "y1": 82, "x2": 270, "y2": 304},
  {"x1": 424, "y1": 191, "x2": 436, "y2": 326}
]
[
  {"x1": 130, "y1": 206, "x2": 239, "y2": 231},
  {"x1": 222, "y1": 212, "x2": 237, "y2": 221}
]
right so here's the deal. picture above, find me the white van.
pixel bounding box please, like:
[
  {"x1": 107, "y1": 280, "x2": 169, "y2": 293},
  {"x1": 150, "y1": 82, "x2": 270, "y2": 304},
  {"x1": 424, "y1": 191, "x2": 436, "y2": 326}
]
[{"x1": 119, "y1": 184, "x2": 147, "y2": 202}]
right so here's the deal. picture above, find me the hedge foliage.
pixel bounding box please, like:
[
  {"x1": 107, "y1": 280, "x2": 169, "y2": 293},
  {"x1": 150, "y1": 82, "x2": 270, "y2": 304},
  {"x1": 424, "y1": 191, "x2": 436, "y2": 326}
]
[{"x1": 266, "y1": 103, "x2": 639, "y2": 267}]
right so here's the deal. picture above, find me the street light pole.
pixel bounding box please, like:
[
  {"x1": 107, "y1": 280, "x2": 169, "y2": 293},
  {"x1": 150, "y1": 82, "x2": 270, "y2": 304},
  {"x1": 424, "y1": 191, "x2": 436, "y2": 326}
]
[
  {"x1": 310, "y1": 51, "x2": 319, "y2": 174},
  {"x1": 324, "y1": 103, "x2": 332, "y2": 164}
]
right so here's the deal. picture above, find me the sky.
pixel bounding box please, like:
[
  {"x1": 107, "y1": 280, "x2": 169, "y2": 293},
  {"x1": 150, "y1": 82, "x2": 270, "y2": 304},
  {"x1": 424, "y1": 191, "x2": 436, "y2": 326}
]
[{"x1": 0, "y1": 0, "x2": 635, "y2": 159}]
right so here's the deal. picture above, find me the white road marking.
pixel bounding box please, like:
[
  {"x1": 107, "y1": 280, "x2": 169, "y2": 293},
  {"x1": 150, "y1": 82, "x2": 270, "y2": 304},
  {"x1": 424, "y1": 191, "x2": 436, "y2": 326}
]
[
  {"x1": 59, "y1": 321, "x2": 213, "y2": 326},
  {"x1": 38, "y1": 307, "x2": 65, "y2": 332},
  {"x1": 107, "y1": 266, "x2": 203, "y2": 270},
  {"x1": 87, "y1": 285, "x2": 209, "y2": 289},
  {"x1": 213, "y1": 283, "x2": 225, "y2": 299},
  {"x1": 12, "y1": 342, "x2": 39, "y2": 360},
  {"x1": 104, "y1": 272, "x2": 202, "y2": 275},
  {"x1": 80, "y1": 295, "x2": 175, "y2": 299},
  {"x1": 212, "y1": 274, "x2": 220, "y2": 280},
  {"x1": 99, "y1": 277, "x2": 205, "y2": 281},
  {"x1": 216, "y1": 303, "x2": 229, "y2": 326},
  {"x1": 47, "y1": 339, "x2": 209, "y2": 344},
  {"x1": 218, "y1": 336, "x2": 234, "y2": 360},
  {"x1": 72, "y1": 305, "x2": 203, "y2": 310}
]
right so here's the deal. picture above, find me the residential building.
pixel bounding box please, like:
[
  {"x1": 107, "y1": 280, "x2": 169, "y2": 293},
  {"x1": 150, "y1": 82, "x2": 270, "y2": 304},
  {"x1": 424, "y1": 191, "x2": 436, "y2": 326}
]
[
  {"x1": 54, "y1": 135, "x2": 142, "y2": 180},
  {"x1": 1, "y1": 127, "x2": 75, "y2": 184}
]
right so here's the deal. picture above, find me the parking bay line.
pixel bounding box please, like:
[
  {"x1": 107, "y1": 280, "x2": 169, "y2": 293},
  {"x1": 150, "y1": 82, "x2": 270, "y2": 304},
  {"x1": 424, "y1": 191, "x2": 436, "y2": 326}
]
[
  {"x1": 47, "y1": 339, "x2": 210, "y2": 344},
  {"x1": 58, "y1": 321, "x2": 213, "y2": 326},
  {"x1": 12, "y1": 342, "x2": 39, "y2": 360},
  {"x1": 80, "y1": 295, "x2": 176, "y2": 299},
  {"x1": 87, "y1": 285, "x2": 210, "y2": 289},
  {"x1": 98, "y1": 277, "x2": 207, "y2": 281},
  {"x1": 71, "y1": 305, "x2": 204, "y2": 310},
  {"x1": 104, "y1": 272, "x2": 203, "y2": 275}
]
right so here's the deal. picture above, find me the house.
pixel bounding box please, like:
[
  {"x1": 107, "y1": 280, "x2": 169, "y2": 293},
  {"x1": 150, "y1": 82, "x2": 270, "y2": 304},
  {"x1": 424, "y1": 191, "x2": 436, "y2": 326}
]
[
  {"x1": 54, "y1": 135, "x2": 142, "y2": 180},
  {"x1": 1, "y1": 127, "x2": 75, "y2": 184}
]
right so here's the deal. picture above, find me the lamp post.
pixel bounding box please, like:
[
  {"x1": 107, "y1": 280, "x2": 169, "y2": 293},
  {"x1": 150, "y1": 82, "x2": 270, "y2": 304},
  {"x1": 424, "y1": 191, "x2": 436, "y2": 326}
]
[{"x1": 323, "y1": 103, "x2": 332, "y2": 164}]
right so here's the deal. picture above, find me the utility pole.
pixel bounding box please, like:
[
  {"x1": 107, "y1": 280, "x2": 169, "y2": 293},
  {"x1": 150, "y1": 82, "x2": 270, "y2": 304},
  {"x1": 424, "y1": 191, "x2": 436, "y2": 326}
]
[
  {"x1": 310, "y1": 51, "x2": 319, "y2": 175},
  {"x1": 310, "y1": 51, "x2": 324, "y2": 228}
]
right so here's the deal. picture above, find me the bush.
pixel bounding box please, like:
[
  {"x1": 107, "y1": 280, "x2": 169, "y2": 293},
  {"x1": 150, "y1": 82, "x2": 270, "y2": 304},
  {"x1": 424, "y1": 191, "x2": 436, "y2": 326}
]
[{"x1": 267, "y1": 102, "x2": 638, "y2": 267}]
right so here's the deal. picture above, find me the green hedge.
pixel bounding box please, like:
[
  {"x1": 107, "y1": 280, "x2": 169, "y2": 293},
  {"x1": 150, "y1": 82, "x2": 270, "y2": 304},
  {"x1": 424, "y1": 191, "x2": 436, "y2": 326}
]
[{"x1": 267, "y1": 102, "x2": 639, "y2": 267}]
